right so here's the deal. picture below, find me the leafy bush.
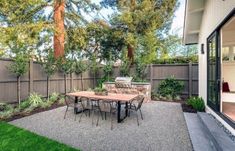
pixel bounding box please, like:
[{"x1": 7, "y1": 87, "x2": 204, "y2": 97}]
[
  {"x1": 0, "y1": 103, "x2": 15, "y2": 119},
  {"x1": 19, "y1": 99, "x2": 31, "y2": 110},
  {"x1": 153, "y1": 56, "x2": 198, "y2": 64},
  {"x1": 94, "y1": 87, "x2": 107, "y2": 92},
  {"x1": 28, "y1": 93, "x2": 44, "y2": 108},
  {"x1": 158, "y1": 76, "x2": 184, "y2": 99},
  {"x1": 186, "y1": 97, "x2": 205, "y2": 112},
  {"x1": 58, "y1": 97, "x2": 65, "y2": 105},
  {"x1": 49, "y1": 92, "x2": 59, "y2": 103}
]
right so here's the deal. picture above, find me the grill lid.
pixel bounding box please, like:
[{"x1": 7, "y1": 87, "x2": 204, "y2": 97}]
[{"x1": 115, "y1": 77, "x2": 133, "y2": 88}]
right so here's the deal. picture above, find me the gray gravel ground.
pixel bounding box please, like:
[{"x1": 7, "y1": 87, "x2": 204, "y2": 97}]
[{"x1": 10, "y1": 101, "x2": 192, "y2": 151}]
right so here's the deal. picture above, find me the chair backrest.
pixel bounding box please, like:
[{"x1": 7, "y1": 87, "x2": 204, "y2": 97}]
[
  {"x1": 80, "y1": 97, "x2": 92, "y2": 109},
  {"x1": 136, "y1": 95, "x2": 144, "y2": 110},
  {"x1": 64, "y1": 95, "x2": 75, "y2": 107},
  {"x1": 98, "y1": 100, "x2": 115, "y2": 111}
]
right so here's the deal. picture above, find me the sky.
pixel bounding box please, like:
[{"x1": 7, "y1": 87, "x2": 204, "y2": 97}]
[{"x1": 92, "y1": 0, "x2": 186, "y2": 36}]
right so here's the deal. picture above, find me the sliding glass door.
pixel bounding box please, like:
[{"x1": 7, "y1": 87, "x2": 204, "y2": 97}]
[{"x1": 207, "y1": 32, "x2": 220, "y2": 112}]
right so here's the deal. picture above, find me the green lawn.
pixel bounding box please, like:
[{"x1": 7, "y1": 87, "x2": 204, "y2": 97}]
[{"x1": 0, "y1": 122, "x2": 79, "y2": 151}]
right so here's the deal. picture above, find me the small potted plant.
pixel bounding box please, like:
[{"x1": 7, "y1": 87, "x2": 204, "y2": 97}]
[{"x1": 94, "y1": 87, "x2": 108, "y2": 96}]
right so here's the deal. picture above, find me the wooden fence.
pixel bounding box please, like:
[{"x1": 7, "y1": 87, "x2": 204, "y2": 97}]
[{"x1": 0, "y1": 58, "x2": 198, "y2": 103}]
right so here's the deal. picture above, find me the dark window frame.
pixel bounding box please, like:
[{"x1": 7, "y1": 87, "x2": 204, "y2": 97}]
[{"x1": 207, "y1": 8, "x2": 235, "y2": 129}]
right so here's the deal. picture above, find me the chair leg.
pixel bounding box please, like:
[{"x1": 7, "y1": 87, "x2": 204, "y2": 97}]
[
  {"x1": 79, "y1": 110, "x2": 84, "y2": 122},
  {"x1": 92, "y1": 109, "x2": 95, "y2": 126},
  {"x1": 139, "y1": 109, "x2": 143, "y2": 120},
  {"x1": 111, "y1": 112, "x2": 113, "y2": 130},
  {"x1": 136, "y1": 111, "x2": 139, "y2": 126},
  {"x1": 105, "y1": 112, "x2": 107, "y2": 120},
  {"x1": 99, "y1": 110, "x2": 103, "y2": 120},
  {"x1": 96, "y1": 111, "x2": 100, "y2": 126},
  {"x1": 64, "y1": 106, "x2": 68, "y2": 119},
  {"x1": 89, "y1": 110, "x2": 91, "y2": 117}
]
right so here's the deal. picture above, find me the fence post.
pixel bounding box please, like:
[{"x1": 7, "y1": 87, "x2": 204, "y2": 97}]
[
  {"x1": 29, "y1": 60, "x2": 33, "y2": 94},
  {"x1": 150, "y1": 64, "x2": 153, "y2": 88},
  {"x1": 188, "y1": 62, "x2": 192, "y2": 97}
]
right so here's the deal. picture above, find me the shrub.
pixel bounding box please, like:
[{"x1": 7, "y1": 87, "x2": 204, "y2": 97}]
[
  {"x1": 49, "y1": 92, "x2": 59, "y2": 103},
  {"x1": 0, "y1": 103, "x2": 15, "y2": 119},
  {"x1": 28, "y1": 93, "x2": 44, "y2": 108},
  {"x1": 58, "y1": 97, "x2": 65, "y2": 105},
  {"x1": 153, "y1": 56, "x2": 198, "y2": 64},
  {"x1": 186, "y1": 97, "x2": 205, "y2": 112},
  {"x1": 94, "y1": 87, "x2": 107, "y2": 92},
  {"x1": 158, "y1": 76, "x2": 184, "y2": 99},
  {"x1": 19, "y1": 99, "x2": 31, "y2": 110}
]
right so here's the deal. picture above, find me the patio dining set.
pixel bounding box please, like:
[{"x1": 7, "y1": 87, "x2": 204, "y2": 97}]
[{"x1": 64, "y1": 91, "x2": 144, "y2": 130}]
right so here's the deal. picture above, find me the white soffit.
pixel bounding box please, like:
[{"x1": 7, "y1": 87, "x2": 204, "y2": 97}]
[{"x1": 183, "y1": 0, "x2": 205, "y2": 45}]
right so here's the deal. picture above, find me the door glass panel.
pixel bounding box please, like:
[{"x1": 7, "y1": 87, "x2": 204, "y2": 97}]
[{"x1": 208, "y1": 33, "x2": 219, "y2": 111}]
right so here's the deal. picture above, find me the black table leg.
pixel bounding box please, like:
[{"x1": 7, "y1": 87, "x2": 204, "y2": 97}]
[
  {"x1": 74, "y1": 96, "x2": 84, "y2": 114},
  {"x1": 117, "y1": 101, "x2": 129, "y2": 123},
  {"x1": 74, "y1": 96, "x2": 78, "y2": 114},
  {"x1": 125, "y1": 102, "x2": 128, "y2": 117},
  {"x1": 117, "y1": 101, "x2": 121, "y2": 123}
]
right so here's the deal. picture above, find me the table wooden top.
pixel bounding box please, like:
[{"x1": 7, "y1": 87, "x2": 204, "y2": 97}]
[{"x1": 67, "y1": 91, "x2": 139, "y2": 102}]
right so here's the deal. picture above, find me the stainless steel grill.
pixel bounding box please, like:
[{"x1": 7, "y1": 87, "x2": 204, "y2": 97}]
[{"x1": 115, "y1": 77, "x2": 133, "y2": 88}]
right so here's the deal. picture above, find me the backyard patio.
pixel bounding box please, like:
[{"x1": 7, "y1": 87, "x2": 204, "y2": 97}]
[{"x1": 10, "y1": 101, "x2": 192, "y2": 151}]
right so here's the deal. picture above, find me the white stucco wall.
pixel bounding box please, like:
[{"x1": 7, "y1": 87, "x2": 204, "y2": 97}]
[{"x1": 198, "y1": 0, "x2": 235, "y2": 134}]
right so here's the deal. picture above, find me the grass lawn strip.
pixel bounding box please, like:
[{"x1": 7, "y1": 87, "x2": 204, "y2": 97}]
[{"x1": 0, "y1": 121, "x2": 79, "y2": 151}]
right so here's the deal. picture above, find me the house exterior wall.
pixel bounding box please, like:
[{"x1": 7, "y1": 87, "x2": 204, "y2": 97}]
[{"x1": 198, "y1": 0, "x2": 235, "y2": 134}]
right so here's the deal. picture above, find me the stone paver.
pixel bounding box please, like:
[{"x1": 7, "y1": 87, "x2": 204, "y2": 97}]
[{"x1": 10, "y1": 101, "x2": 192, "y2": 151}]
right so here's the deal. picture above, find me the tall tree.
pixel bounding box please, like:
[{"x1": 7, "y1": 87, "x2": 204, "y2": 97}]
[
  {"x1": 100, "y1": 0, "x2": 179, "y2": 64},
  {"x1": 0, "y1": 0, "x2": 98, "y2": 59},
  {"x1": 54, "y1": 0, "x2": 65, "y2": 58}
]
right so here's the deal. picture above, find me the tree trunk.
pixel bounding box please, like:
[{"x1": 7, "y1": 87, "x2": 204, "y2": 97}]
[
  {"x1": 64, "y1": 74, "x2": 67, "y2": 94},
  {"x1": 70, "y1": 73, "x2": 73, "y2": 92},
  {"x1": 47, "y1": 76, "x2": 50, "y2": 100},
  {"x1": 54, "y1": 0, "x2": 65, "y2": 59},
  {"x1": 17, "y1": 76, "x2": 21, "y2": 105},
  {"x1": 93, "y1": 72, "x2": 96, "y2": 89},
  {"x1": 81, "y1": 73, "x2": 83, "y2": 91},
  {"x1": 127, "y1": 44, "x2": 134, "y2": 64}
]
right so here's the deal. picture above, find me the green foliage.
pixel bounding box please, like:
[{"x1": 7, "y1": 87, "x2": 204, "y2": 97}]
[
  {"x1": 74, "y1": 60, "x2": 87, "y2": 75},
  {"x1": 58, "y1": 97, "x2": 65, "y2": 105},
  {"x1": 158, "y1": 76, "x2": 184, "y2": 99},
  {"x1": 120, "y1": 55, "x2": 131, "y2": 76},
  {"x1": 186, "y1": 97, "x2": 205, "y2": 112},
  {"x1": 40, "y1": 50, "x2": 57, "y2": 77},
  {"x1": 49, "y1": 92, "x2": 59, "y2": 103},
  {"x1": 28, "y1": 93, "x2": 44, "y2": 108},
  {"x1": 89, "y1": 54, "x2": 99, "y2": 74},
  {"x1": 19, "y1": 99, "x2": 31, "y2": 110},
  {"x1": 0, "y1": 103, "x2": 15, "y2": 119},
  {"x1": 94, "y1": 87, "x2": 107, "y2": 92},
  {"x1": 57, "y1": 57, "x2": 75, "y2": 75},
  {"x1": 153, "y1": 56, "x2": 198, "y2": 64},
  {"x1": 132, "y1": 57, "x2": 147, "y2": 82},
  {"x1": 8, "y1": 53, "x2": 29, "y2": 77}
]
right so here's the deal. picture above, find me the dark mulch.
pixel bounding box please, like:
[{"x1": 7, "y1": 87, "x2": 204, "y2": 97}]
[
  {"x1": 181, "y1": 103, "x2": 197, "y2": 113},
  {"x1": 152, "y1": 99, "x2": 197, "y2": 113},
  {"x1": 3, "y1": 103, "x2": 65, "y2": 122}
]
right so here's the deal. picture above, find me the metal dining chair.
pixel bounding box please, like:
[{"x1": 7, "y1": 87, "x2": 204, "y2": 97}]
[
  {"x1": 98, "y1": 100, "x2": 117, "y2": 130},
  {"x1": 79, "y1": 97, "x2": 103, "y2": 126},
  {"x1": 126, "y1": 95, "x2": 144, "y2": 126},
  {"x1": 78, "y1": 97, "x2": 92, "y2": 122},
  {"x1": 64, "y1": 95, "x2": 79, "y2": 120}
]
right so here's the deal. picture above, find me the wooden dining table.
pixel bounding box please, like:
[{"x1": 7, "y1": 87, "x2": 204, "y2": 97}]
[{"x1": 67, "y1": 91, "x2": 139, "y2": 123}]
